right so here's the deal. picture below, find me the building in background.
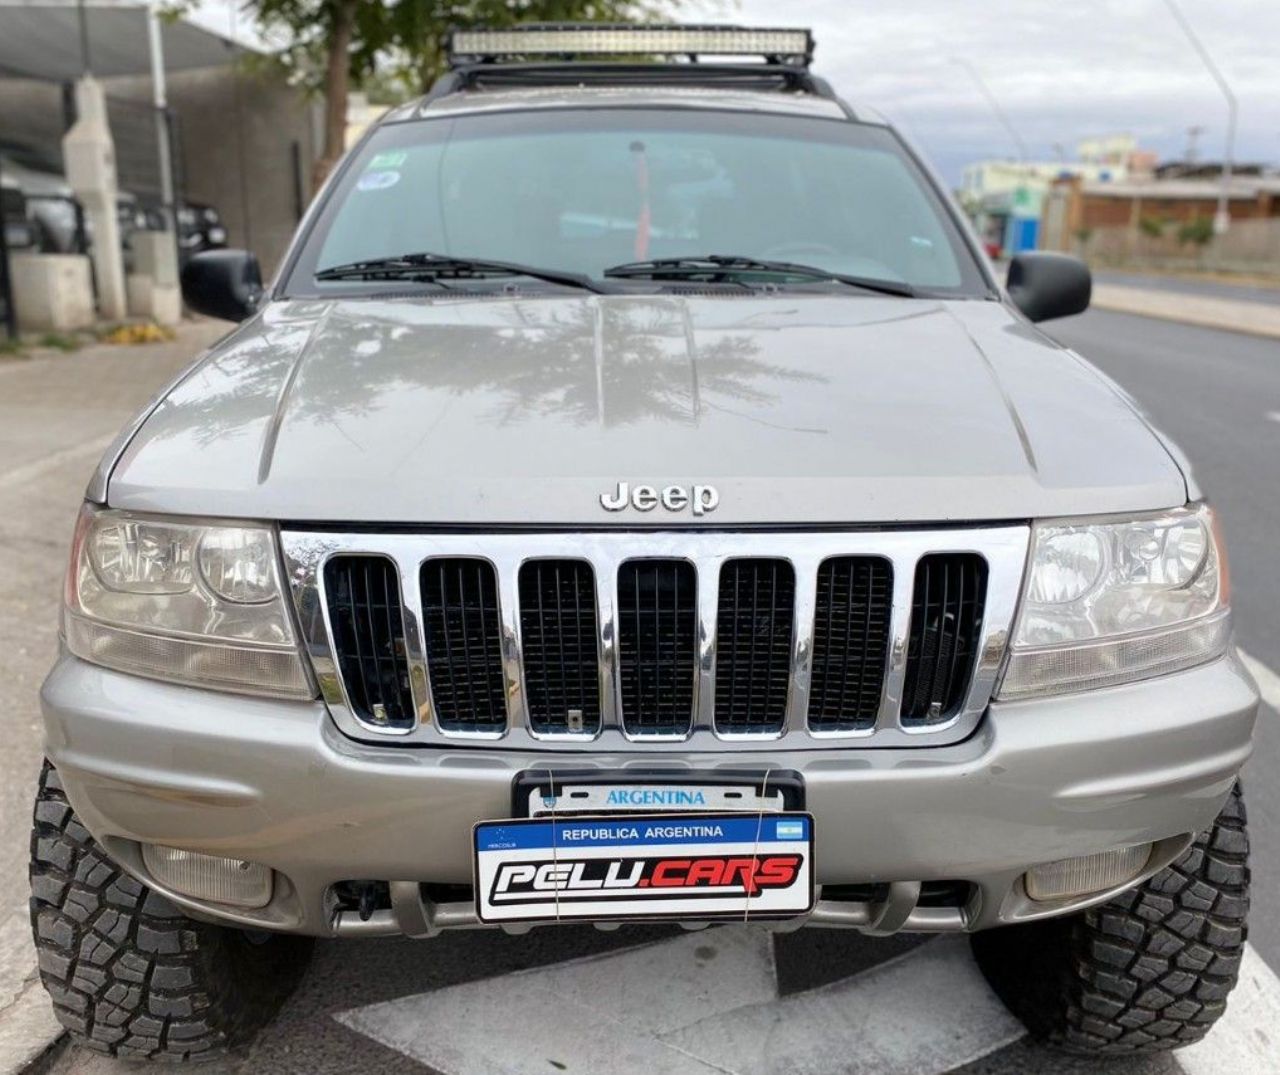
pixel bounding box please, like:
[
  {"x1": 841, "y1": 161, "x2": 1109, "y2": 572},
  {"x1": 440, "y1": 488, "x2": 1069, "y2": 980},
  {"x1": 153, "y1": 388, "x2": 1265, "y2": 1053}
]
[
  {"x1": 1040, "y1": 168, "x2": 1280, "y2": 270},
  {"x1": 958, "y1": 135, "x2": 1153, "y2": 256}
]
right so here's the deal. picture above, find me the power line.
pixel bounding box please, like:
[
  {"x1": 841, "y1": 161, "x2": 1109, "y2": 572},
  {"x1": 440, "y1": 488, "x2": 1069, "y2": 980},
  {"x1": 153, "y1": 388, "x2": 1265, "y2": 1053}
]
[{"x1": 952, "y1": 57, "x2": 1029, "y2": 163}]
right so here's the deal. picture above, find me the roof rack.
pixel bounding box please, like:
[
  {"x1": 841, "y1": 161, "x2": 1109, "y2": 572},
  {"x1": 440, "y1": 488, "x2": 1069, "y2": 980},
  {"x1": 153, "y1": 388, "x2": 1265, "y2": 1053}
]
[
  {"x1": 445, "y1": 24, "x2": 815, "y2": 69},
  {"x1": 433, "y1": 61, "x2": 836, "y2": 101}
]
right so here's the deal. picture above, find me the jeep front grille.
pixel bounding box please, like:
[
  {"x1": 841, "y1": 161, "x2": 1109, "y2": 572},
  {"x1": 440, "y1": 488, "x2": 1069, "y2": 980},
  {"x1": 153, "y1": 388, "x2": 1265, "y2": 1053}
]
[
  {"x1": 714, "y1": 559, "x2": 795, "y2": 735},
  {"x1": 807, "y1": 557, "x2": 893, "y2": 733},
  {"x1": 322, "y1": 555, "x2": 415, "y2": 730},
  {"x1": 617, "y1": 560, "x2": 698, "y2": 737},
  {"x1": 518, "y1": 559, "x2": 601, "y2": 735},
  {"x1": 419, "y1": 558, "x2": 507, "y2": 733},
  {"x1": 901, "y1": 554, "x2": 988, "y2": 725},
  {"x1": 287, "y1": 528, "x2": 1027, "y2": 751}
]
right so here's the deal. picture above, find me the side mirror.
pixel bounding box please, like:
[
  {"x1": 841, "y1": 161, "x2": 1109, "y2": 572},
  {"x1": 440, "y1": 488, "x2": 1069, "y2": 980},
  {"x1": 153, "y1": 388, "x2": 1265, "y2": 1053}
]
[
  {"x1": 1006, "y1": 252, "x2": 1091, "y2": 323},
  {"x1": 180, "y1": 249, "x2": 263, "y2": 322}
]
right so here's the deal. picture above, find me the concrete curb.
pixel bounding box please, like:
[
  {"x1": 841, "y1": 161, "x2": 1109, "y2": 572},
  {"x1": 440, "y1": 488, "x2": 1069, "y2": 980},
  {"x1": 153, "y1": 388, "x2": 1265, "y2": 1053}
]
[
  {"x1": 1091, "y1": 284, "x2": 1280, "y2": 339},
  {"x1": 0, "y1": 908, "x2": 62, "y2": 1075}
]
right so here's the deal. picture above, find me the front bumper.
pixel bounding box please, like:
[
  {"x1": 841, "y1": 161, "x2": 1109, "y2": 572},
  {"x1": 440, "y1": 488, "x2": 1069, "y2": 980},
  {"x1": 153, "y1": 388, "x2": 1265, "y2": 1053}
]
[{"x1": 41, "y1": 651, "x2": 1258, "y2": 937}]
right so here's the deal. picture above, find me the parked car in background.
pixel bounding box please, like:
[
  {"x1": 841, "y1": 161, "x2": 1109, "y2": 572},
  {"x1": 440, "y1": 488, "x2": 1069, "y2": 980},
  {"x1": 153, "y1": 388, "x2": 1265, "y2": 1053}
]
[
  {"x1": 176, "y1": 200, "x2": 228, "y2": 256},
  {"x1": 0, "y1": 145, "x2": 80, "y2": 255},
  {"x1": 2, "y1": 176, "x2": 38, "y2": 252}
]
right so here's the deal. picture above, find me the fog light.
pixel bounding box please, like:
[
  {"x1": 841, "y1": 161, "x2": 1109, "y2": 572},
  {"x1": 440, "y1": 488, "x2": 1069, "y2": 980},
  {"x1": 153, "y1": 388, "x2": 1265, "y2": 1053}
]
[
  {"x1": 1025, "y1": 844, "x2": 1151, "y2": 902},
  {"x1": 142, "y1": 844, "x2": 273, "y2": 908}
]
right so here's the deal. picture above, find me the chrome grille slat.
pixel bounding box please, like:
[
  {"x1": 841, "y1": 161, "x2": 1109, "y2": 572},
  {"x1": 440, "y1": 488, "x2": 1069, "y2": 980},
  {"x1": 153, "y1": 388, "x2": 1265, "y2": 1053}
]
[{"x1": 282, "y1": 528, "x2": 1029, "y2": 752}]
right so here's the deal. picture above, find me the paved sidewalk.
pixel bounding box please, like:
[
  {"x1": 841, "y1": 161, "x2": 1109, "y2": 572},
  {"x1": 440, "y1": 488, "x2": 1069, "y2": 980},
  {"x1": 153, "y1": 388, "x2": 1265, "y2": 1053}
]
[
  {"x1": 1090, "y1": 283, "x2": 1280, "y2": 339},
  {"x1": 1094, "y1": 270, "x2": 1280, "y2": 307},
  {"x1": 0, "y1": 320, "x2": 227, "y2": 1075}
]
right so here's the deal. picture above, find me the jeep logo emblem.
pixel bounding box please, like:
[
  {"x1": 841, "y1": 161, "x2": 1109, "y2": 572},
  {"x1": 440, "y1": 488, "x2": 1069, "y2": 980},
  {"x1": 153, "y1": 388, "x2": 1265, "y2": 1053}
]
[{"x1": 599, "y1": 481, "x2": 719, "y2": 515}]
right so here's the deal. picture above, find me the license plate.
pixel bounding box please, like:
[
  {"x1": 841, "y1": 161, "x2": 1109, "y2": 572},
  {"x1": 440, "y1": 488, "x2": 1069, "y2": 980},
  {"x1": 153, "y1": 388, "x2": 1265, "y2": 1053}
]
[{"x1": 474, "y1": 811, "x2": 815, "y2": 924}]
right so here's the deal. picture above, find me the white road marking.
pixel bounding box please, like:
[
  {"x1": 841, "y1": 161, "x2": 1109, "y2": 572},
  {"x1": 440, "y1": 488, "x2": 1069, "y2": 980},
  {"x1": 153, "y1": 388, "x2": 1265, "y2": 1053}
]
[
  {"x1": 1238, "y1": 649, "x2": 1280, "y2": 712},
  {"x1": 1266, "y1": 411, "x2": 1280, "y2": 424},
  {"x1": 1176, "y1": 944, "x2": 1280, "y2": 1075},
  {"x1": 336, "y1": 928, "x2": 778, "y2": 1074},
  {"x1": 660, "y1": 935, "x2": 1023, "y2": 1075},
  {"x1": 338, "y1": 927, "x2": 1280, "y2": 1075},
  {"x1": 338, "y1": 932, "x2": 1024, "y2": 1075}
]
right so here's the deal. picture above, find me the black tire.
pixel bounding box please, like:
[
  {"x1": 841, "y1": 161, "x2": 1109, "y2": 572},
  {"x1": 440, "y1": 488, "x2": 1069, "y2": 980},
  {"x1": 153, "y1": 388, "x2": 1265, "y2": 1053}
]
[
  {"x1": 972, "y1": 782, "x2": 1249, "y2": 1055},
  {"x1": 29, "y1": 760, "x2": 314, "y2": 1061}
]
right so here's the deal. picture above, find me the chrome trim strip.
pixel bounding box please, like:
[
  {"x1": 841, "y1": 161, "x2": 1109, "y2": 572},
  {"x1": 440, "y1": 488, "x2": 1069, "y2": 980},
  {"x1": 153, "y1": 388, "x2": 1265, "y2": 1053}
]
[
  {"x1": 280, "y1": 526, "x2": 1030, "y2": 752},
  {"x1": 493, "y1": 555, "x2": 527, "y2": 736},
  {"x1": 878, "y1": 552, "x2": 917, "y2": 732},
  {"x1": 784, "y1": 551, "x2": 821, "y2": 736},
  {"x1": 389, "y1": 548, "x2": 432, "y2": 730},
  {"x1": 694, "y1": 554, "x2": 721, "y2": 735},
  {"x1": 594, "y1": 548, "x2": 622, "y2": 734}
]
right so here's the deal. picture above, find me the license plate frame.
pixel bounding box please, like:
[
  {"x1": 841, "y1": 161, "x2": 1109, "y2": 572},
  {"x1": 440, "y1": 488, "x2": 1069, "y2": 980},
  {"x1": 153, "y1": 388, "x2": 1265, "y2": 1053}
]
[
  {"x1": 474, "y1": 810, "x2": 815, "y2": 925},
  {"x1": 511, "y1": 768, "x2": 805, "y2": 817}
]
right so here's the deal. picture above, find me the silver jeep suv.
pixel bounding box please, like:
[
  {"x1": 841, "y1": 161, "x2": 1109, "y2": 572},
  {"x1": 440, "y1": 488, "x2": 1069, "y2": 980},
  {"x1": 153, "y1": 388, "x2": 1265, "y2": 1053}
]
[{"x1": 33, "y1": 25, "x2": 1257, "y2": 1062}]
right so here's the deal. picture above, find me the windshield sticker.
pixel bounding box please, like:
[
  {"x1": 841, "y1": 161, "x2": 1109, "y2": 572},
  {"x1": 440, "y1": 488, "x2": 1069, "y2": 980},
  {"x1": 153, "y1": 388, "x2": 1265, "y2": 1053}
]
[
  {"x1": 357, "y1": 169, "x2": 400, "y2": 192},
  {"x1": 367, "y1": 151, "x2": 407, "y2": 170}
]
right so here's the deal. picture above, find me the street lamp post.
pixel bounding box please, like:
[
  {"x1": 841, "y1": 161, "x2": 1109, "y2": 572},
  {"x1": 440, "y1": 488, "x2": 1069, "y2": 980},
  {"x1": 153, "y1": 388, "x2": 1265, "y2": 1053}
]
[{"x1": 1164, "y1": 0, "x2": 1237, "y2": 235}]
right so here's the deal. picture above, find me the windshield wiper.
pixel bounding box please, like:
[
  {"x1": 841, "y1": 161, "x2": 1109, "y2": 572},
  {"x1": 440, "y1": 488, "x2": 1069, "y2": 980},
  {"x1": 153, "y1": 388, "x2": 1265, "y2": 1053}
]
[
  {"x1": 603, "y1": 255, "x2": 915, "y2": 297},
  {"x1": 315, "y1": 252, "x2": 608, "y2": 294}
]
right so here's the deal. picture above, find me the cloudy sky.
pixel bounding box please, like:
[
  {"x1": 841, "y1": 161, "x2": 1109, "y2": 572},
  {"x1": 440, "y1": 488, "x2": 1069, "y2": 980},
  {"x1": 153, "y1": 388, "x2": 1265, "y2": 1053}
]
[{"x1": 189, "y1": 0, "x2": 1280, "y2": 184}]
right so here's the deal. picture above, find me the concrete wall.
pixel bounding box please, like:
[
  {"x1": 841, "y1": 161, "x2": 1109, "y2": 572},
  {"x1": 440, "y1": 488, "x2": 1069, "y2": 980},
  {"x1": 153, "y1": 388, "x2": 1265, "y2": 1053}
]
[
  {"x1": 0, "y1": 64, "x2": 319, "y2": 275},
  {"x1": 1080, "y1": 218, "x2": 1280, "y2": 270},
  {"x1": 0, "y1": 78, "x2": 64, "y2": 156},
  {"x1": 102, "y1": 65, "x2": 320, "y2": 274}
]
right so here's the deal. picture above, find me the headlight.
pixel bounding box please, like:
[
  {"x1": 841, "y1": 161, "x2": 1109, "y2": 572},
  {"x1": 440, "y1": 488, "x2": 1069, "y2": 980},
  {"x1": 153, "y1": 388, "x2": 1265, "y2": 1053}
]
[
  {"x1": 998, "y1": 504, "x2": 1230, "y2": 700},
  {"x1": 63, "y1": 505, "x2": 313, "y2": 699}
]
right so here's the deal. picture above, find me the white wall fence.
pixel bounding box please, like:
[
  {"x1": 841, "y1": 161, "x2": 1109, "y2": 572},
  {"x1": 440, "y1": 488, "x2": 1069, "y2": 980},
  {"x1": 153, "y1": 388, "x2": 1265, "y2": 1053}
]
[{"x1": 1073, "y1": 218, "x2": 1280, "y2": 273}]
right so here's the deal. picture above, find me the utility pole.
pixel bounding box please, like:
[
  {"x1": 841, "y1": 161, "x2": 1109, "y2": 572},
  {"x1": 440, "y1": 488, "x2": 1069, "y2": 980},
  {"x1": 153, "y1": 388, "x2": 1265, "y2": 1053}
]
[
  {"x1": 1185, "y1": 124, "x2": 1204, "y2": 167},
  {"x1": 77, "y1": 0, "x2": 91, "y2": 73},
  {"x1": 1164, "y1": 0, "x2": 1237, "y2": 234},
  {"x1": 147, "y1": 4, "x2": 176, "y2": 238},
  {"x1": 952, "y1": 57, "x2": 1029, "y2": 164}
]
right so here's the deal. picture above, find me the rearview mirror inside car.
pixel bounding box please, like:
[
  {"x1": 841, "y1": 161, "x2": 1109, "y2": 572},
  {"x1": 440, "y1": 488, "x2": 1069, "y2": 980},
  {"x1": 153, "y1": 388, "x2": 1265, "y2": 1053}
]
[{"x1": 1006, "y1": 252, "x2": 1091, "y2": 323}]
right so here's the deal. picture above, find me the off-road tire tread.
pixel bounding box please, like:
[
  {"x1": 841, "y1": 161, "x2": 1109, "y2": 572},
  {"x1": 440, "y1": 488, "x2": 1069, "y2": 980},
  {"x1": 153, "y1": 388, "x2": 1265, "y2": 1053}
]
[
  {"x1": 29, "y1": 760, "x2": 313, "y2": 1061},
  {"x1": 973, "y1": 782, "x2": 1249, "y2": 1055}
]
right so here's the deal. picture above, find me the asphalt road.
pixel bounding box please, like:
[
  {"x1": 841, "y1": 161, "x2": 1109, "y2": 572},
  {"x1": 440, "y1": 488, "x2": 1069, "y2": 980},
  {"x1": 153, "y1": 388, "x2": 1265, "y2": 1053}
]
[
  {"x1": 5, "y1": 304, "x2": 1278, "y2": 1075},
  {"x1": 1046, "y1": 307, "x2": 1280, "y2": 969}
]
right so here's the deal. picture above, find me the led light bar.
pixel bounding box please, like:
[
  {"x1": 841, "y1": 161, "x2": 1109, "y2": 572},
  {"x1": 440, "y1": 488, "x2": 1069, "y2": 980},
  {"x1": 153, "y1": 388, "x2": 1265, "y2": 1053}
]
[{"x1": 448, "y1": 25, "x2": 814, "y2": 67}]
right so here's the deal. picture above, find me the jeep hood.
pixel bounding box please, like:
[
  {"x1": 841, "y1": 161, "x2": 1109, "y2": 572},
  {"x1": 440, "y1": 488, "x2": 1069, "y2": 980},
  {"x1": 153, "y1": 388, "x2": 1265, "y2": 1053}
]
[{"x1": 108, "y1": 295, "x2": 1188, "y2": 525}]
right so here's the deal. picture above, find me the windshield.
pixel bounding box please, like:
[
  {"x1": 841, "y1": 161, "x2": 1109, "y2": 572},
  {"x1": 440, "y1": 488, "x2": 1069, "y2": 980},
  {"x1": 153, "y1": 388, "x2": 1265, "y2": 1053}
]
[{"x1": 286, "y1": 107, "x2": 989, "y2": 297}]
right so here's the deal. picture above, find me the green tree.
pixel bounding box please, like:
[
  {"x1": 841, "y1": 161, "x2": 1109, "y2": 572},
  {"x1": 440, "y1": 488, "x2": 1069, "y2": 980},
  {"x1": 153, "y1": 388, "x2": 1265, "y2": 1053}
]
[
  {"x1": 1177, "y1": 216, "x2": 1215, "y2": 248},
  {"x1": 179, "y1": 0, "x2": 696, "y2": 191},
  {"x1": 1137, "y1": 215, "x2": 1165, "y2": 239},
  {"x1": 383, "y1": 1, "x2": 678, "y2": 97}
]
